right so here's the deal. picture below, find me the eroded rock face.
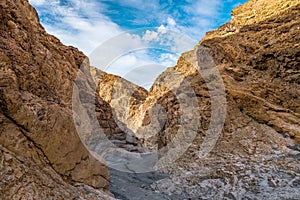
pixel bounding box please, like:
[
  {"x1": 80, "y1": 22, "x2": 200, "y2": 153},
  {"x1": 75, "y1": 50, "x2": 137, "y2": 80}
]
[
  {"x1": 91, "y1": 0, "x2": 300, "y2": 160},
  {"x1": 0, "y1": 114, "x2": 114, "y2": 199},
  {"x1": 133, "y1": 0, "x2": 300, "y2": 157},
  {"x1": 203, "y1": 0, "x2": 300, "y2": 40},
  {"x1": 136, "y1": 0, "x2": 299, "y2": 198},
  {"x1": 202, "y1": 0, "x2": 300, "y2": 143},
  {"x1": 92, "y1": 67, "x2": 148, "y2": 133},
  {"x1": 89, "y1": 67, "x2": 145, "y2": 153},
  {"x1": 0, "y1": 0, "x2": 114, "y2": 198},
  {"x1": 2, "y1": 0, "x2": 299, "y2": 198},
  {"x1": 93, "y1": 0, "x2": 299, "y2": 198}
]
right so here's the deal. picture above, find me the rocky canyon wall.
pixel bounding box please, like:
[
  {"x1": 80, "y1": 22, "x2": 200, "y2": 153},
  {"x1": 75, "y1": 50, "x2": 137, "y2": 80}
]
[{"x1": 0, "y1": 0, "x2": 115, "y2": 199}]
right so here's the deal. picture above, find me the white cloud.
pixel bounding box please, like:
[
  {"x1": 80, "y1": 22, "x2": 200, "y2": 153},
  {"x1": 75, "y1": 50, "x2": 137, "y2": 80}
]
[
  {"x1": 159, "y1": 53, "x2": 178, "y2": 67},
  {"x1": 29, "y1": 0, "x2": 223, "y2": 55},
  {"x1": 29, "y1": 0, "x2": 46, "y2": 6},
  {"x1": 98, "y1": 47, "x2": 179, "y2": 90},
  {"x1": 89, "y1": 32, "x2": 146, "y2": 70},
  {"x1": 105, "y1": 50, "x2": 161, "y2": 89},
  {"x1": 29, "y1": 0, "x2": 233, "y2": 88},
  {"x1": 142, "y1": 30, "x2": 159, "y2": 42},
  {"x1": 157, "y1": 25, "x2": 167, "y2": 34},
  {"x1": 167, "y1": 17, "x2": 176, "y2": 26},
  {"x1": 87, "y1": 25, "x2": 194, "y2": 89},
  {"x1": 141, "y1": 27, "x2": 196, "y2": 54},
  {"x1": 123, "y1": 63, "x2": 167, "y2": 90},
  {"x1": 29, "y1": 0, "x2": 122, "y2": 54}
]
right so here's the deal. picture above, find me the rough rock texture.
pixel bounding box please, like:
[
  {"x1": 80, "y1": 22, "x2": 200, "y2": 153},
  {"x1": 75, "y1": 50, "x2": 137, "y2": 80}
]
[
  {"x1": 94, "y1": 0, "x2": 300, "y2": 199},
  {"x1": 204, "y1": 0, "x2": 300, "y2": 40},
  {"x1": 0, "y1": 0, "x2": 114, "y2": 198},
  {"x1": 202, "y1": 0, "x2": 300, "y2": 143},
  {"x1": 136, "y1": 0, "x2": 300, "y2": 156},
  {"x1": 2, "y1": 0, "x2": 299, "y2": 199},
  {"x1": 151, "y1": 155, "x2": 300, "y2": 199},
  {"x1": 93, "y1": 67, "x2": 148, "y2": 133},
  {"x1": 0, "y1": 114, "x2": 114, "y2": 200},
  {"x1": 138, "y1": 0, "x2": 300, "y2": 198},
  {"x1": 90, "y1": 67, "x2": 145, "y2": 153},
  {"x1": 126, "y1": 1, "x2": 300, "y2": 155}
]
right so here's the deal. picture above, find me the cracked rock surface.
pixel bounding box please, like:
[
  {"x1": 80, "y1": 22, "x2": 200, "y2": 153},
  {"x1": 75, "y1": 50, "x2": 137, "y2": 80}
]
[
  {"x1": 0, "y1": 0, "x2": 114, "y2": 198},
  {"x1": 1, "y1": 0, "x2": 299, "y2": 199},
  {"x1": 94, "y1": 0, "x2": 300, "y2": 199}
]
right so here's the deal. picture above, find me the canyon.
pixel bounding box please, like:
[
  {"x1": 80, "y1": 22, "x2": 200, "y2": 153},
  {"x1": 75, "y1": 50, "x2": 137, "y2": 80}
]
[{"x1": 0, "y1": 0, "x2": 299, "y2": 199}]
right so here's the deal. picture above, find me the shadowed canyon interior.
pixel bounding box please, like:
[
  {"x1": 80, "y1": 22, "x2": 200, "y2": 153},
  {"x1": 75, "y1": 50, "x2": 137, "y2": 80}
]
[{"x1": 0, "y1": 0, "x2": 299, "y2": 199}]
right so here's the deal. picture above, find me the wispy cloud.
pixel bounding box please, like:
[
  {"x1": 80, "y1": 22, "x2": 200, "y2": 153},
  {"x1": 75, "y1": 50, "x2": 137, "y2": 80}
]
[
  {"x1": 30, "y1": 0, "x2": 46, "y2": 6},
  {"x1": 88, "y1": 27, "x2": 195, "y2": 88},
  {"x1": 30, "y1": 0, "x2": 121, "y2": 54},
  {"x1": 29, "y1": 0, "x2": 247, "y2": 88}
]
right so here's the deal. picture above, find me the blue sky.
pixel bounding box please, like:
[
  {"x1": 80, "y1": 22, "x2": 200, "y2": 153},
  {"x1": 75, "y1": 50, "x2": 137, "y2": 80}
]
[{"x1": 29, "y1": 0, "x2": 247, "y2": 89}]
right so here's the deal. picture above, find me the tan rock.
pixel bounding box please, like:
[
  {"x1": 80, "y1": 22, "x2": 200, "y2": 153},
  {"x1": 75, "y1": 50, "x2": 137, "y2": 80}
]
[
  {"x1": 95, "y1": 0, "x2": 300, "y2": 167},
  {"x1": 0, "y1": 0, "x2": 114, "y2": 198}
]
